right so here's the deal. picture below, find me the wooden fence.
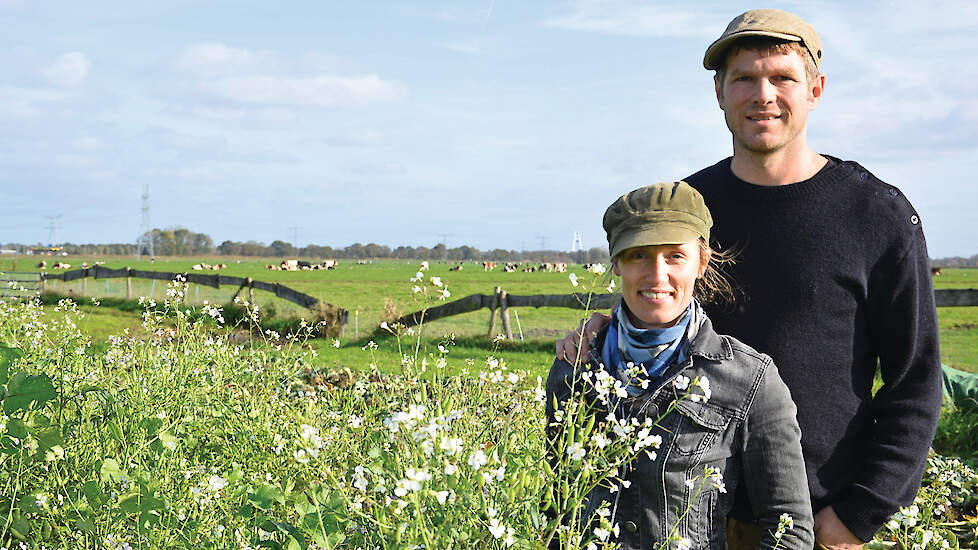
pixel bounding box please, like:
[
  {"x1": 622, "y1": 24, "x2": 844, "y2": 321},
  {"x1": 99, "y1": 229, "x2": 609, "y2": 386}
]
[
  {"x1": 394, "y1": 287, "x2": 978, "y2": 339},
  {"x1": 37, "y1": 266, "x2": 348, "y2": 327},
  {"x1": 0, "y1": 272, "x2": 42, "y2": 300}
]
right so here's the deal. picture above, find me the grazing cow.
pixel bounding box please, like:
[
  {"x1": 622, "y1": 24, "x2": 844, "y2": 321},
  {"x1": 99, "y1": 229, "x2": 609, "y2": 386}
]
[
  {"x1": 192, "y1": 264, "x2": 204, "y2": 270},
  {"x1": 449, "y1": 264, "x2": 463, "y2": 271},
  {"x1": 323, "y1": 260, "x2": 338, "y2": 269},
  {"x1": 482, "y1": 261, "x2": 497, "y2": 271},
  {"x1": 931, "y1": 267, "x2": 943, "y2": 276},
  {"x1": 265, "y1": 264, "x2": 280, "y2": 270},
  {"x1": 420, "y1": 261, "x2": 429, "y2": 271},
  {"x1": 52, "y1": 262, "x2": 71, "y2": 269},
  {"x1": 36, "y1": 261, "x2": 47, "y2": 269}
]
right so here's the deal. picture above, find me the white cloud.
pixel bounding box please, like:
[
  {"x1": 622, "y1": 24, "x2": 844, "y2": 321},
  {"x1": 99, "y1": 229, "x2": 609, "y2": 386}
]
[
  {"x1": 43, "y1": 52, "x2": 91, "y2": 88},
  {"x1": 544, "y1": 1, "x2": 723, "y2": 38},
  {"x1": 178, "y1": 42, "x2": 260, "y2": 76},
  {"x1": 205, "y1": 73, "x2": 407, "y2": 107}
]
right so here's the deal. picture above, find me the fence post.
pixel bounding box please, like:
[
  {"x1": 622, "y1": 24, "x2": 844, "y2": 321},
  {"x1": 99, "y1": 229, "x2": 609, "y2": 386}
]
[
  {"x1": 126, "y1": 268, "x2": 132, "y2": 300},
  {"x1": 488, "y1": 286, "x2": 501, "y2": 337},
  {"x1": 500, "y1": 290, "x2": 513, "y2": 340},
  {"x1": 81, "y1": 270, "x2": 87, "y2": 297},
  {"x1": 247, "y1": 277, "x2": 255, "y2": 304}
]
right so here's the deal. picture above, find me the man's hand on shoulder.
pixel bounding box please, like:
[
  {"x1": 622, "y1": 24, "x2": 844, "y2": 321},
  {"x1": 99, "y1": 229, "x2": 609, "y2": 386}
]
[
  {"x1": 814, "y1": 506, "x2": 863, "y2": 550},
  {"x1": 555, "y1": 312, "x2": 611, "y2": 365}
]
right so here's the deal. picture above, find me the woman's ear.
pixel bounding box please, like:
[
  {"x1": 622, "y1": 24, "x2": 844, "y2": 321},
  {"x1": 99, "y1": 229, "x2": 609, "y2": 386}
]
[
  {"x1": 697, "y1": 245, "x2": 711, "y2": 278},
  {"x1": 612, "y1": 259, "x2": 621, "y2": 277}
]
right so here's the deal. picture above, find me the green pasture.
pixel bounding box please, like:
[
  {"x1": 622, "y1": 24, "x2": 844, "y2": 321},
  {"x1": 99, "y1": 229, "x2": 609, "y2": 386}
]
[{"x1": 2, "y1": 257, "x2": 976, "y2": 373}]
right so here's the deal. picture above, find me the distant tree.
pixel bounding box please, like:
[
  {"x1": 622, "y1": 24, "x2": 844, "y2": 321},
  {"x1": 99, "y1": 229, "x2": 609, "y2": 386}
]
[
  {"x1": 218, "y1": 240, "x2": 242, "y2": 256},
  {"x1": 269, "y1": 240, "x2": 295, "y2": 257},
  {"x1": 362, "y1": 243, "x2": 390, "y2": 259}
]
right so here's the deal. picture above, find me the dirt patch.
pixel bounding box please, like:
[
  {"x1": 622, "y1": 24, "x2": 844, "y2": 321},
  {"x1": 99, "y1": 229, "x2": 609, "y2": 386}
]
[{"x1": 950, "y1": 322, "x2": 978, "y2": 330}]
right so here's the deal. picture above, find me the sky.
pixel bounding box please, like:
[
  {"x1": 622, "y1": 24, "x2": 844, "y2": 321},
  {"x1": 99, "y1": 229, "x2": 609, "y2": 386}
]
[{"x1": 1, "y1": 0, "x2": 976, "y2": 258}]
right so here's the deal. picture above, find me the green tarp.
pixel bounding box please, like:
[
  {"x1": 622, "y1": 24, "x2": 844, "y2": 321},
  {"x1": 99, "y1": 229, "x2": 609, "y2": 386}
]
[{"x1": 942, "y1": 364, "x2": 978, "y2": 412}]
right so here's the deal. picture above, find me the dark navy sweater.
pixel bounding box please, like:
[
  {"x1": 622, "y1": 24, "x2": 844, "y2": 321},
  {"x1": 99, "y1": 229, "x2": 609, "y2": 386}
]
[{"x1": 684, "y1": 157, "x2": 942, "y2": 541}]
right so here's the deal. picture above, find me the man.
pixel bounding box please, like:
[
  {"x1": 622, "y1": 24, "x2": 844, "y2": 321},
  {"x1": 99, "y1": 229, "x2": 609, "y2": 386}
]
[{"x1": 557, "y1": 9, "x2": 942, "y2": 549}]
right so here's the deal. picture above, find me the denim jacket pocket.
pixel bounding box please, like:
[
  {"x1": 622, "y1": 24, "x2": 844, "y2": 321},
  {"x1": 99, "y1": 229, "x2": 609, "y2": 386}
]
[{"x1": 669, "y1": 400, "x2": 731, "y2": 456}]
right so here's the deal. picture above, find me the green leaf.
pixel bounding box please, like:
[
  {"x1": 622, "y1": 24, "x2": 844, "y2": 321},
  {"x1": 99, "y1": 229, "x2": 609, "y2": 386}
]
[
  {"x1": 18, "y1": 493, "x2": 45, "y2": 514},
  {"x1": 0, "y1": 345, "x2": 22, "y2": 386},
  {"x1": 8, "y1": 516, "x2": 31, "y2": 541},
  {"x1": 139, "y1": 417, "x2": 163, "y2": 437},
  {"x1": 74, "y1": 517, "x2": 96, "y2": 534},
  {"x1": 119, "y1": 493, "x2": 141, "y2": 514},
  {"x1": 158, "y1": 432, "x2": 178, "y2": 452},
  {"x1": 106, "y1": 419, "x2": 124, "y2": 442},
  {"x1": 6, "y1": 418, "x2": 27, "y2": 439},
  {"x1": 3, "y1": 371, "x2": 57, "y2": 414},
  {"x1": 248, "y1": 484, "x2": 286, "y2": 511},
  {"x1": 81, "y1": 481, "x2": 106, "y2": 509},
  {"x1": 100, "y1": 458, "x2": 127, "y2": 484}
]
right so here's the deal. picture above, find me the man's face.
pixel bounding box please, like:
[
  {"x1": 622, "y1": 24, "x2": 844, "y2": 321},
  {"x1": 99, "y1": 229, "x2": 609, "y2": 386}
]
[{"x1": 715, "y1": 47, "x2": 824, "y2": 156}]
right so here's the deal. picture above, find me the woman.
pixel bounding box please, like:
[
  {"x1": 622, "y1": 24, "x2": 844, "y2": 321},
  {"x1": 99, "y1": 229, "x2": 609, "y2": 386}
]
[{"x1": 545, "y1": 181, "x2": 813, "y2": 549}]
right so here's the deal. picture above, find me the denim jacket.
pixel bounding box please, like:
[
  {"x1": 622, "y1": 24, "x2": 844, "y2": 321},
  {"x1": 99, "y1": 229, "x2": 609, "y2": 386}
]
[{"x1": 545, "y1": 315, "x2": 814, "y2": 549}]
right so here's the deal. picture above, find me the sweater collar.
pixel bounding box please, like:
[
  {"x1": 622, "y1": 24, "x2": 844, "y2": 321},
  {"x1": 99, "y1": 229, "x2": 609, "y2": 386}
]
[{"x1": 720, "y1": 154, "x2": 856, "y2": 202}]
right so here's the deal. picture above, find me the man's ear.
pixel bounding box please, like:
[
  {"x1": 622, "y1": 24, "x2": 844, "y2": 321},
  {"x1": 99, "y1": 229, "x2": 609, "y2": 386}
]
[
  {"x1": 808, "y1": 73, "x2": 826, "y2": 110},
  {"x1": 613, "y1": 259, "x2": 621, "y2": 277},
  {"x1": 715, "y1": 73, "x2": 725, "y2": 110}
]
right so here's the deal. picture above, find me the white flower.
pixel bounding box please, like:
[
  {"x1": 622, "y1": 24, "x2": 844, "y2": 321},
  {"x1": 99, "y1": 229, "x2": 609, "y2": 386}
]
[
  {"x1": 412, "y1": 285, "x2": 422, "y2": 293},
  {"x1": 468, "y1": 449, "x2": 488, "y2": 470},
  {"x1": 567, "y1": 442, "x2": 585, "y2": 461},
  {"x1": 591, "y1": 433, "x2": 609, "y2": 449},
  {"x1": 441, "y1": 288, "x2": 451, "y2": 299},
  {"x1": 431, "y1": 276, "x2": 443, "y2": 287},
  {"x1": 445, "y1": 463, "x2": 458, "y2": 476},
  {"x1": 488, "y1": 518, "x2": 506, "y2": 538},
  {"x1": 674, "y1": 538, "x2": 692, "y2": 550},
  {"x1": 673, "y1": 375, "x2": 690, "y2": 390},
  {"x1": 569, "y1": 273, "x2": 579, "y2": 287},
  {"x1": 207, "y1": 475, "x2": 227, "y2": 493},
  {"x1": 332, "y1": 339, "x2": 340, "y2": 348},
  {"x1": 606, "y1": 279, "x2": 616, "y2": 292},
  {"x1": 588, "y1": 263, "x2": 606, "y2": 275},
  {"x1": 440, "y1": 437, "x2": 463, "y2": 456}
]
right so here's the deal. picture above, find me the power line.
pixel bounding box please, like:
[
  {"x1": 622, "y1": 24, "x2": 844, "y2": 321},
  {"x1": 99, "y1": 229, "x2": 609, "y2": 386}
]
[
  {"x1": 46, "y1": 215, "x2": 62, "y2": 247},
  {"x1": 136, "y1": 185, "x2": 154, "y2": 259}
]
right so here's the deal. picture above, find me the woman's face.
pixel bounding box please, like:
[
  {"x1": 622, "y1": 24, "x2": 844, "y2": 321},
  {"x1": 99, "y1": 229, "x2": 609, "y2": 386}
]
[{"x1": 613, "y1": 241, "x2": 707, "y2": 329}]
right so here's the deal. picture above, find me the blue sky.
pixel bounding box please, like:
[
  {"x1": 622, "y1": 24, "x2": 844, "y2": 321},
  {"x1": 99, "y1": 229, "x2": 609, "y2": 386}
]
[{"x1": 1, "y1": 0, "x2": 976, "y2": 257}]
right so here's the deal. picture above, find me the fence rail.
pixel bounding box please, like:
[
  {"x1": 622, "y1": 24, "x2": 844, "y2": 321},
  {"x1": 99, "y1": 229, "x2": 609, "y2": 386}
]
[
  {"x1": 36, "y1": 266, "x2": 348, "y2": 327},
  {"x1": 0, "y1": 271, "x2": 42, "y2": 300},
  {"x1": 395, "y1": 288, "x2": 978, "y2": 339}
]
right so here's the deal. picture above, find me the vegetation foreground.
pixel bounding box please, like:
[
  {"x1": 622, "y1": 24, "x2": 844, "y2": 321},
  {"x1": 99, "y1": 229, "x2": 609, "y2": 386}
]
[{"x1": 0, "y1": 273, "x2": 976, "y2": 549}]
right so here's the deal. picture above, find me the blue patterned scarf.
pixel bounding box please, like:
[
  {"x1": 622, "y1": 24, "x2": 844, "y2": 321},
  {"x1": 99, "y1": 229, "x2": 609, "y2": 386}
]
[{"x1": 601, "y1": 301, "x2": 697, "y2": 398}]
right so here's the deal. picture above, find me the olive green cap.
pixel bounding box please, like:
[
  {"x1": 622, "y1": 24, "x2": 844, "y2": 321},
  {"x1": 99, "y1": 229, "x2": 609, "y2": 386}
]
[
  {"x1": 703, "y1": 9, "x2": 822, "y2": 71},
  {"x1": 604, "y1": 181, "x2": 712, "y2": 260}
]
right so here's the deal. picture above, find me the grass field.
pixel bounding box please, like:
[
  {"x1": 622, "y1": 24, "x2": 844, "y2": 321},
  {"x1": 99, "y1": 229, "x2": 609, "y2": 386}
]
[{"x1": 2, "y1": 257, "x2": 976, "y2": 374}]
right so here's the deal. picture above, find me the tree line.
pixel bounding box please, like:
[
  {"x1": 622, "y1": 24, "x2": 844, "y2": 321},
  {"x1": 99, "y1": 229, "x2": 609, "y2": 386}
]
[
  {"x1": 5, "y1": 225, "x2": 973, "y2": 266},
  {"x1": 4, "y1": 227, "x2": 611, "y2": 264}
]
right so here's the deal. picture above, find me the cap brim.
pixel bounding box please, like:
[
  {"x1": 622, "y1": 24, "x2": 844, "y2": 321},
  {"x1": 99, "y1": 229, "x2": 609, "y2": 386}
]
[
  {"x1": 610, "y1": 225, "x2": 702, "y2": 260},
  {"x1": 703, "y1": 30, "x2": 801, "y2": 70}
]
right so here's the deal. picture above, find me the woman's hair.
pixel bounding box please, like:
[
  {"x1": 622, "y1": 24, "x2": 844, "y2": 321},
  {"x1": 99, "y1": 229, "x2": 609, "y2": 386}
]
[{"x1": 695, "y1": 238, "x2": 737, "y2": 305}]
